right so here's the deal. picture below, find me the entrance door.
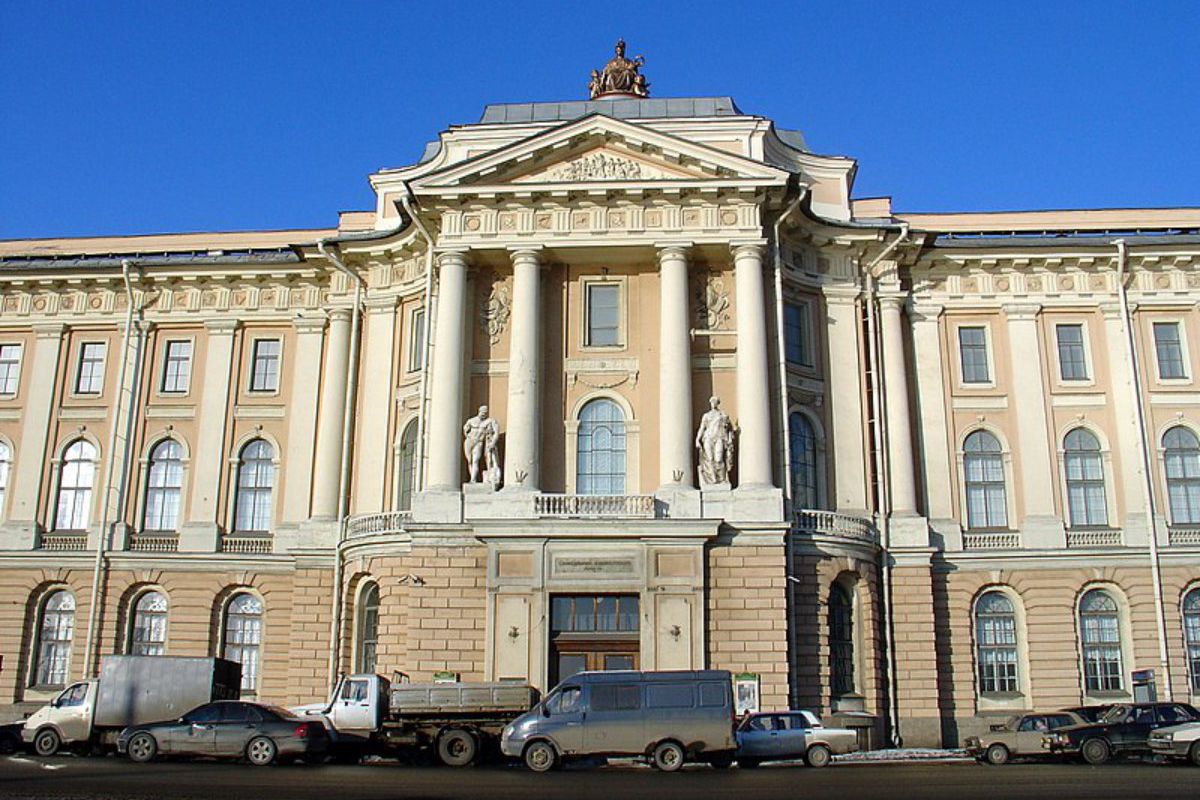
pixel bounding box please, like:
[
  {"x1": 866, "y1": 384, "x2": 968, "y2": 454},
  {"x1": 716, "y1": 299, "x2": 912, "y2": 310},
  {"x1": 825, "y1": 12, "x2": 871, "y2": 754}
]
[{"x1": 548, "y1": 595, "x2": 640, "y2": 687}]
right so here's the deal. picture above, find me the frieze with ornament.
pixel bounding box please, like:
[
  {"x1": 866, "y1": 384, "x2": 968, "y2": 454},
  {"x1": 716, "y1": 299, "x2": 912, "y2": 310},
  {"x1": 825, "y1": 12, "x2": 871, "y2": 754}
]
[{"x1": 440, "y1": 203, "x2": 757, "y2": 241}]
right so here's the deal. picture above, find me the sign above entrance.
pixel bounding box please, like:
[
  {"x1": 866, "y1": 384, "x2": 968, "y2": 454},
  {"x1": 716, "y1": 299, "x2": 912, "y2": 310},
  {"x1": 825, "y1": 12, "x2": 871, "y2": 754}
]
[{"x1": 553, "y1": 556, "x2": 637, "y2": 576}]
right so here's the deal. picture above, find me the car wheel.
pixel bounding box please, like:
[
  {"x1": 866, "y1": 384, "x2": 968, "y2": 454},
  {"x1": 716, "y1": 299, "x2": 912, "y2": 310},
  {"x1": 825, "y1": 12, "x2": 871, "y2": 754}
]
[
  {"x1": 805, "y1": 744, "x2": 832, "y2": 768},
  {"x1": 739, "y1": 757, "x2": 760, "y2": 769},
  {"x1": 1189, "y1": 741, "x2": 1200, "y2": 767},
  {"x1": 1081, "y1": 738, "x2": 1111, "y2": 766},
  {"x1": 246, "y1": 736, "x2": 278, "y2": 766},
  {"x1": 127, "y1": 733, "x2": 158, "y2": 764},
  {"x1": 985, "y1": 743, "x2": 1010, "y2": 766},
  {"x1": 652, "y1": 740, "x2": 686, "y2": 772},
  {"x1": 437, "y1": 728, "x2": 478, "y2": 767},
  {"x1": 524, "y1": 740, "x2": 557, "y2": 773},
  {"x1": 708, "y1": 752, "x2": 735, "y2": 769},
  {"x1": 33, "y1": 728, "x2": 62, "y2": 757}
]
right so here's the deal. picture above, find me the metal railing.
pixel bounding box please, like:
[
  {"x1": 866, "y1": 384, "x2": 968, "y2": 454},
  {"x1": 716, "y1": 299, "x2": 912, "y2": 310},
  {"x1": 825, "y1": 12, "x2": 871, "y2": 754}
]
[
  {"x1": 793, "y1": 509, "x2": 878, "y2": 544},
  {"x1": 1169, "y1": 525, "x2": 1200, "y2": 546},
  {"x1": 219, "y1": 535, "x2": 273, "y2": 555},
  {"x1": 127, "y1": 535, "x2": 180, "y2": 553},
  {"x1": 534, "y1": 494, "x2": 656, "y2": 519},
  {"x1": 345, "y1": 511, "x2": 412, "y2": 539},
  {"x1": 37, "y1": 533, "x2": 88, "y2": 551},
  {"x1": 962, "y1": 531, "x2": 1021, "y2": 551},
  {"x1": 1065, "y1": 528, "x2": 1124, "y2": 548}
]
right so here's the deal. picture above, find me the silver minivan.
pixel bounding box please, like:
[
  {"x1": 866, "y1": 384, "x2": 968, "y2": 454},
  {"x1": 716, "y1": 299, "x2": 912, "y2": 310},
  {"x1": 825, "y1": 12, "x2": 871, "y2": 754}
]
[{"x1": 500, "y1": 669, "x2": 735, "y2": 772}]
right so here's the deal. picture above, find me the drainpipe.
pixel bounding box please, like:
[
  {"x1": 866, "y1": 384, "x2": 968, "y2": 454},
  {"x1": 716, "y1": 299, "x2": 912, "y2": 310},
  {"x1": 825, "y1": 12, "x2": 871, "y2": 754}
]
[
  {"x1": 862, "y1": 224, "x2": 909, "y2": 746},
  {"x1": 772, "y1": 187, "x2": 807, "y2": 710},
  {"x1": 317, "y1": 239, "x2": 363, "y2": 691},
  {"x1": 399, "y1": 191, "x2": 437, "y2": 495},
  {"x1": 83, "y1": 259, "x2": 142, "y2": 676},
  {"x1": 1114, "y1": 238, "x2": 1174, "y2": 701}
]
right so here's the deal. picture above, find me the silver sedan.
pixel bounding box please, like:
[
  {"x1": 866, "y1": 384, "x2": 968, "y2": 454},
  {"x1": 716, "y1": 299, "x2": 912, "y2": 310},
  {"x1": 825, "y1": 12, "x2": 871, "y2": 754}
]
[{"x1": 736, "y1": 710, "x2": 858, "y2": 768}]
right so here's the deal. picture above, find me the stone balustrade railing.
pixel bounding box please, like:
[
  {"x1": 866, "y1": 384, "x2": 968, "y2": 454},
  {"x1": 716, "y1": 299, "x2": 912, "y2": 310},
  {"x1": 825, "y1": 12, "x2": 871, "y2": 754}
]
[
  {"x1": 37, "y1": 533, "x2": 88, "y2": 551},
  {"x1": 345, "y1": 511, "x2": 412, "y2": 539},
  {"x1": 128, "y1": 535, "x2": 180, "y2": 553},
  {"x1": 1169, "y1": 525, "x2": 1200, "y2": 546},
  {"x1": 962, "y1": 531, "x2": 1021, "y2": 551},
  {"x1": 534, "y1": 494, "x2": 656, "y2": 519},
  {"x1": 219, "y1": 535, "x2": 273, "y2": 555},
  {"x1": 793, "y1": 509, "x2": 878, "y2": 544}
]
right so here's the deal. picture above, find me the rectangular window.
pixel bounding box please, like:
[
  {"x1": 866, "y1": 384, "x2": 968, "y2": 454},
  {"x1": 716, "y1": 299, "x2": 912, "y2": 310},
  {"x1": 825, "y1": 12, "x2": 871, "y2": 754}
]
[
  {"x1": 161, "y1": 340, "x2": 192, "y2": 394},
  {"x1": 784, "y1": 302, "x2": 813, "y2": 366},
  {"x1": 585, "y1": 283, "x2": 620, "y2": 347},
  {"x1": 1056, "y1": 324, "x2": 1089, "y2": 381},
  {"x1": 75, "y1": 342, "x2": 106, "y2": 394},
  {"x1": 646, "y1": 683, "x2": 695, "y2": 709},
  {"x1": 958, "y1": 327, "x2": 990, "y2": 384},
  {"x1": 1154, "y1": 322, "x2": 1187, "y2": 380},
  {"x1": 249, "y1": 339, "x2": 280, "y2": 392},
  {"x1": 0, "y1": 344, "x2": 22, "y2": 395},
  {"x1": 590, "y1": 683, "x2": 640, "y2": 711},
  {"x1": 408, "y1": 308, "x2": 426, "y2": 372}
]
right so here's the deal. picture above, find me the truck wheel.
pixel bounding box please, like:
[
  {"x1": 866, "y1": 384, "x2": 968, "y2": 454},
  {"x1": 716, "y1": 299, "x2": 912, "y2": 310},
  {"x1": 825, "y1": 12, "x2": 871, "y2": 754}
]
[
  {"x1": 652, "y1": 741, "x2": 685, "y2": 772},
  {"x1": 127, "y1": 733, "x2": 158, "y2": 764},
  {"x1": 246, "y1": 736, "x2": 278, "y2": 766},
  {"x1": 708, "y1": 752, "x2": 735, "y2": 769},
  {"x1": 1081, "y1": 738, "x2": 1111, "y2": 766},
  {"x1": 524, "y1": 740, "x2": 557, "y2": 773},
  {"x1": 437, "y1": 729, "x2": 478, "y2": 767},
  {"x1": 34, "y1": 728, "x2": 62, "y2": 757},
  {"x1": 985, "y1": 743, "x2": 1010, "y2": 766},
  {"x1": 805, "y1": 744, "x2": 832, "y2": 768},
  {"x1": 1190, "y1": 741, "x2": 1200, "y2": 767}
]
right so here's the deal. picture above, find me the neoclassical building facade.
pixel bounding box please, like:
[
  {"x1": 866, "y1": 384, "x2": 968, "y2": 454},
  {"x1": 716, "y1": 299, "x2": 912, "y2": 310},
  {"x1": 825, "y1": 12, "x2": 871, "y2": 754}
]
[{"x1": 2, "y1": 58, "x2": 1200, "y2": 746}]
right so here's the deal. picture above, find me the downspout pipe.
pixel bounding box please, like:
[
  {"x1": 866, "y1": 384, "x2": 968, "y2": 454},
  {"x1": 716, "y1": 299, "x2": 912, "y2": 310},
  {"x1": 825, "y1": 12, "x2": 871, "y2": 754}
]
[
  {"x1": 862, "y1": 223, "x2": 910, "y2": 746},
  {"x1": 84, "y1": 259, "x2": 141, "y2": 676},
  {"x1": 1114, "y1": 238, "x2": 1174, "y2": 701},
  {"x1": 773, "y1": 186, "x2": 807, "y2": 710},
  {"x1": 317, "y1": 238, "x2": 363, "y2": 691},
  {"x1": 399, "y1": 191, "x2": 437, "y2": 495}
]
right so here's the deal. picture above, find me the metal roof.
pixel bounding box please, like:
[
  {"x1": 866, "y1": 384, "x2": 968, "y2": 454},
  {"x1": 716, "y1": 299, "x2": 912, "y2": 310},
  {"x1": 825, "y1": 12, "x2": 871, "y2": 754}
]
[
  {"x1": 0, "y1": 247, "x2": 302, "y2": 270},
  {"x1": 477, "y1": 96, "x2": 743, "y2": 124}
]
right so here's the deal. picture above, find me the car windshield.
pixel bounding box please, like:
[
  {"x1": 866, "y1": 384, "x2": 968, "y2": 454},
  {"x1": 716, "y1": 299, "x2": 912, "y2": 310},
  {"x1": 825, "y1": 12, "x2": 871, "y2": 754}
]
[{"x1": 1099, "y1": 705, "x2": 1131, "y2": 723}]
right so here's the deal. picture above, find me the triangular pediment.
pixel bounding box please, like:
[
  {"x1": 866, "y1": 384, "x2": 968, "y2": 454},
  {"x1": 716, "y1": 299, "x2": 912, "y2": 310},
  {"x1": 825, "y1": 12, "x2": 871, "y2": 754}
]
[{"x1": 409, "y1": 113, "x2": 790, "y2": 196}]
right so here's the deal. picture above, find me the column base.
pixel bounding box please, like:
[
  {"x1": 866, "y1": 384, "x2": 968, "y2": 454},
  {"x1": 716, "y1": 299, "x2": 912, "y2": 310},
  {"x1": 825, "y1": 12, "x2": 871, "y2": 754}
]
[
  {"x1": 178, "y1": 523, "x2": 221, "y2": 553},
  {"x1": 699, "y1": 487, "x2": 733, "y2": 520},
  {"x1": 929, "y1": 517, "x2": 964, "y2": 551},
  {"x1": 464, "y1": 488, "x2": 533, "y2": 521},
  {"x1": 412, "y1": 489, "x2": 464, "y2": 524},
  {"x1": 730, "y1": 485, "x2": 784, "y2": 523},
  {"x1": 887, "y1": 514, "x2": 931, "y2": 548},
  {"x1": 655, "y1": 484, "x2": 701, "y2": 519}
]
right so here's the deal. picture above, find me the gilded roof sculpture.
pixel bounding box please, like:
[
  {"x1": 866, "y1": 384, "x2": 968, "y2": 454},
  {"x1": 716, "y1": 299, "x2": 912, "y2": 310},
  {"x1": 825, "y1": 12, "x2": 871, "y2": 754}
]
[{"x1": 588, "y1": 39, "x2": 650, "y2": 99}]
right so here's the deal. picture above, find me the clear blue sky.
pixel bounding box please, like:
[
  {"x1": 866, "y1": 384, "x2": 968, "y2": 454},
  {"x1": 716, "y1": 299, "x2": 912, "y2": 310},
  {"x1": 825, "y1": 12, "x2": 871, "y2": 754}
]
[{"x1": 2, "y1": 0, "x2": 1198, "y2": 239}]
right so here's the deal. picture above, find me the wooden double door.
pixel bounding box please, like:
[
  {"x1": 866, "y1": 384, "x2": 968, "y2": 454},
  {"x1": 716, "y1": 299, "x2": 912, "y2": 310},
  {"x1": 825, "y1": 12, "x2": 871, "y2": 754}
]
[{"x1": 548, "y1": 594, "x2": 640, "y2": 687}]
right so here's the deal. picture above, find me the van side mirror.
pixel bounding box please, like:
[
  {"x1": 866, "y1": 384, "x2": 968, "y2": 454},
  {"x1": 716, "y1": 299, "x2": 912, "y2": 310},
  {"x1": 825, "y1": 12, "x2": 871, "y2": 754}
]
[{"x1": 542, "y1": 705, "x2": 551, "y2": 718}]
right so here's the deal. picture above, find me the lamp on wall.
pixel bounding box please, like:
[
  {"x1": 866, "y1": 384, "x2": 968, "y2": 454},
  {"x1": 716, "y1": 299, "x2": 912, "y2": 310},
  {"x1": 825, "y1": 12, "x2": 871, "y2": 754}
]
[
  {"x1": 508, "y1": 625, "x2": 521, "y2": 641},
  {"x1": 397, "y1": 574, "x2": 425, "y2": 586},
  {"x1": 669, "y1": 624, "x2": 682, "y2": 641}
]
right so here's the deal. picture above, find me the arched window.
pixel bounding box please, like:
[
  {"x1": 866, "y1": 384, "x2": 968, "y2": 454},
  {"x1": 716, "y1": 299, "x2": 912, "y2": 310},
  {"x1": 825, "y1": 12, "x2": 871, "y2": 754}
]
[
  {"x1": 790, "y1": 412, "x2": 819, "y2": 510},
  {"x1": 34, "y1": 590, "x2": 75, "y2": 687},
  {"x1": 223, "y1": 592, "x2": 263, "y2": 692},
  {"x1": 1079, "y1": 589, "x2": 1123, "y2": 693},
  {"x1": 1164, "y1": 426, "x2": 1200, "y2": 525},
  {"x1": 963, "y1": 431, "x2": 1007, "y2": 530},
  {"x1": 234, "y1": 440, "x2": 274, "y2": 533},
  {"x1": 828, "y1": 583, "x2": 855, "y2": 697},
  {"x1": 55, "y1": 439, "x2": 97, "y2": 531},
  {"x1": 576, "y1": 399, "x2": 626, "y2": 495},
  {"x1": 397, "y1": 422, "x2": 418, "y2": 512},
  {"x1": 1184, "y1": 589, "x2": 1200, "y2": 692},
  {"x1": 143, "y1": 440, "x2": 184, "y2": 532},
  {"x1": 0, "y1": 440, "x2": 11, "y2": 515},
  {"x1": 130, "y1": 591, "x2": 168, "y2": 656},
  {"x1": 356, "y1": 582, "x2": 380, "y2": 673},
  {"x1": 975, "y1": 591, "x2": 1019, "y2": 694},
  {"x1": 1064, "y1": 428, "x2": 1107, "y2": 528}
]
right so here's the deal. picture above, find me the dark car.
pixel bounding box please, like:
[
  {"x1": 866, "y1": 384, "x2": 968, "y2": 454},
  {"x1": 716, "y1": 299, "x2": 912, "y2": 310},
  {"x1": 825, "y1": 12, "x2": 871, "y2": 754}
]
[
  {"x1": 1043, "y1": 702, "x2": 1200, "y2": 764},
  {"x1": 0, "y1": 722, "x2": 23, "y2": 754},
  {"x1": 1062, "y1": 705, "x2": 1113, "y2": 724},
  {"x1": 117, "y1": 700, "x2": 328, "y2": 766}
]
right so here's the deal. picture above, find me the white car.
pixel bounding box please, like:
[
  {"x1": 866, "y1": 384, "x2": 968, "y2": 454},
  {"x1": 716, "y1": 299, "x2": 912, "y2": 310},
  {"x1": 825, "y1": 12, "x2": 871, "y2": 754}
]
[{"x1": 1148, "y1": 721, "x2": 1200, "y2": 765}]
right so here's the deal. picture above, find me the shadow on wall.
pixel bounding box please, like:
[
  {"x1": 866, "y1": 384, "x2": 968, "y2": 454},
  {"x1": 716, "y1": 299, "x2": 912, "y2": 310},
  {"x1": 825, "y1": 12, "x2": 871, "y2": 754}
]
[{"x1": 932, "y1": 565, "x2": 959, "y2": 747}]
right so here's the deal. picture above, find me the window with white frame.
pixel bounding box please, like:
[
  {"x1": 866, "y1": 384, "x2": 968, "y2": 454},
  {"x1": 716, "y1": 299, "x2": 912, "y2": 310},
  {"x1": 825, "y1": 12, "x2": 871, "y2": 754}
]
[
  {"x1": 143, "y1": 439, "x2": 183, "y2": 532},
  {"x1": 975, "y1": 591, "x2": 1020, "y2": 694},
  {"x1": 234, "y1": 439, "x2": 274, "y2": 533},
  {"x1": 222, "y1": 592, "x2": 263, "y2": 692},
  {"x1": 828, "y1": 583, "x2": 855, "y2": 697},
  {"x1": 397, "y1": 421, "x2": 417, "y2": 512},
  {"x1": 249, "y1": 339, "x2": 281, "y2": 392},
  {"x1": 1064, "y1": 428, "x2": 1108, "y2": 527},
  {"x1": 1164, "y1": 426, "x2": 1200, "y2": 526},
  {"x1": 958, "y1": 327, "x2": 990, "y2": 384},
  {"x1": 576, "y1": 398, "x2": 626, "y2": 494},
  {"x1": 0, "y1": 441, "x2": 10, "y2": 515},
  {"x1": 1183, "y1": 589, "x2": 1200, "y2": 693},
  {"x1": 1154, "y1": 322, "x2": 1187, "y2": 380},
  {"x1": 75, "y1": 342, "x2": 106, "y2": 394},
  {"x1": 1079, "y1": 589, "x2": 1124, "y2": 693},
  {"x1": 584, "y1": 283, "x2": 620, "y2": 347},
  {"x1": 34, "y1": 590, "x2": 75, "y2": 687},
  {"x1": 0, "y1": 344, "x2": 22, "y2": 394},
  {"x1": 1055, "y1": 324, "x2": 1089, "y2": 381},
  {"x1": 408, "y1": 308, "x2": 425, "y2": 372},
  {"x1": 161, "y1": 340, "x2": 192, "y2": 393},
  {"x1": 784, "y1": 302, "x2": 814, "y2": 367},
  {"x1": 356, "y1": 582, "x2": 380, "y2": 674},
  {"x1": 55, "y1": 439, "x2": 97, "y2": 531},
  {"x1": 789, "y1": 412, "x2": 818, "y2": 509},
  {"x1": 963, "y1": 431, "x2": 1007, "y2": 529},
  {"x1": 129, "y1": 591, "x2": 168, "y2": 656}
]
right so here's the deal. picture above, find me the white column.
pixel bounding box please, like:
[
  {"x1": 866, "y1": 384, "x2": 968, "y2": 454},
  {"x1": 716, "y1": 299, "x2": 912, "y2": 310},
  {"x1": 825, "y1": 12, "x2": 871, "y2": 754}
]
[
  {"x1": 1101, "y1": 302, "x2": 1153, "y2": 544},
  {"x1": 281, "y1": 315, "x2": 326, "y2": 525},
  {"x1": 658, "y1": 243, "x2": 694, "y2": 487},
  {"x1": 1004, "y1": 302, "x2": 1064, "y2": 547},
  {"x1": 909, "y1": 303, "x2": 955, "y2": 521},
  {"x1": 426, "y1": 250, "x2": 470, "y2": 490},
  {"x1": 310, "y1": 308, "x2": 351, "y2": 520},
  {"x1": 503, "y1": 247, "x2": 543, "y2": 490},
  {"x1": 352, "y1": 296, "x2": 398, "y2": 514},
  {"x1": 878, "y1": 294, "x2": 919, "y2": 515},
  {"x1": 822, "y1": 287, "x2": 868, "y2": 513},
  {"x1": 733, "y1": 242, "x2": 774, "y2": 487}
]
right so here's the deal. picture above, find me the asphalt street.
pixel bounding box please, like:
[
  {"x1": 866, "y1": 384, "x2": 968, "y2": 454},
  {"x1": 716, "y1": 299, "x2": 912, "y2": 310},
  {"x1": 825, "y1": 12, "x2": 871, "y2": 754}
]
[{"x1": 1, "y1": 756, "x2": 1197, "y2": 800}]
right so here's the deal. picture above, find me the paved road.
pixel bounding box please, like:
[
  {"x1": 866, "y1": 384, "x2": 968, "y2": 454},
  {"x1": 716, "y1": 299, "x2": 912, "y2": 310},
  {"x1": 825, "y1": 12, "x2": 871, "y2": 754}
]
[{"x1": 2, "y1": 755, "x2": 1197, "y2": 800}]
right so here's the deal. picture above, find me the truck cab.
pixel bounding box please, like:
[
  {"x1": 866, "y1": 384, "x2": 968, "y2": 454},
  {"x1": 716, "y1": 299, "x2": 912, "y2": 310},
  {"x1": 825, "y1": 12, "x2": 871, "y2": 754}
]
[{"x1": 22, "y1": 680, "x2": 98, "y2": 755}]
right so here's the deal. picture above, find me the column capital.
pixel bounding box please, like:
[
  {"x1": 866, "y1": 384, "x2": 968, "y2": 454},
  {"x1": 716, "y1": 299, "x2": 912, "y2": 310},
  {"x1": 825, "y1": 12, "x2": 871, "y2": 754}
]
[
  {"x1": 730, "y1": 239, "x2": 768, "y2": 260},
  {"x1": 821, "y1": 283, "x2": 861, "y2": 304},
  {"x1": 364, "y1": 295, "x2": 400, "y2": 314},
  {"x1": 204, "y1": 318, "x2": 241, "y2": 335},
  {"x1": 32, "y1": 322, "x2": 67, "y2": 340},
  {"x1": 435, "y1": 248, "x2": 471, "y2": 269},
  {"x1": 1099, "y1": 301, "x2": 1134, "y2": 319},
  {"x1": 655, "y1": 241, "x2": 694, "y2": 261},
  {"x1": 1002, "y1": 302, "x2": 1042, "y2": 321},
  {"x1": 326, "y1": 307, "x2": 354, "y2": 324},
  {"x1": 907, "y1": 301, "x2": 944, "y2": 325},
  {"x1": 508, "y1": 247, "x2": 545, "y2": 268},
  {"x1": 877, "y1": 293, "x2": 907, "y2": 313},
  {"x1": 292, "y1": 314, "x2": 328, "y2": 335}
]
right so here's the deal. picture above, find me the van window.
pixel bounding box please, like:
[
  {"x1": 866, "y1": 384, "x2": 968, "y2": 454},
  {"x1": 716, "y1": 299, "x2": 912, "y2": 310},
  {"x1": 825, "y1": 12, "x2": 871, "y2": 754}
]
[
  {"x1": 592, "y1": 683, "x2": 640, "y2": 711},
  {"x1": 546, "y1": 686, "x2": 582, "y2": 715},
  {"x1": 647, "y1": 683, "x2": 694, "y2": 709},
  {"x1": 699, "y1": 683, "x2": 727, "y2": 708},
  {"x1": 57, "y1": 683, "x2": 89, "y2": 707}
]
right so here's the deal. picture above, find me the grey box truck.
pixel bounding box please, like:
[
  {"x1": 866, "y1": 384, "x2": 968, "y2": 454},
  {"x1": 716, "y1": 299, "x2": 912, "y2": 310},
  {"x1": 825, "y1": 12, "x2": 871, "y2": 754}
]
[
  {"x1": 500, "y1": 669, "x2": 736, "y2": 772},
  {"x1": 23, "y1": 655, "x2": 240, "y2": 756}
]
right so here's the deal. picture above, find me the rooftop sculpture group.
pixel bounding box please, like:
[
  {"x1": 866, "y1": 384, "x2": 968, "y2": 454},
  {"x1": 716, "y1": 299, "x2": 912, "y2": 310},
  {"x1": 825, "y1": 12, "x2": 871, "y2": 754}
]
[{"x1": 588, "y1": 39, "x2": 650, "y2": 99}]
